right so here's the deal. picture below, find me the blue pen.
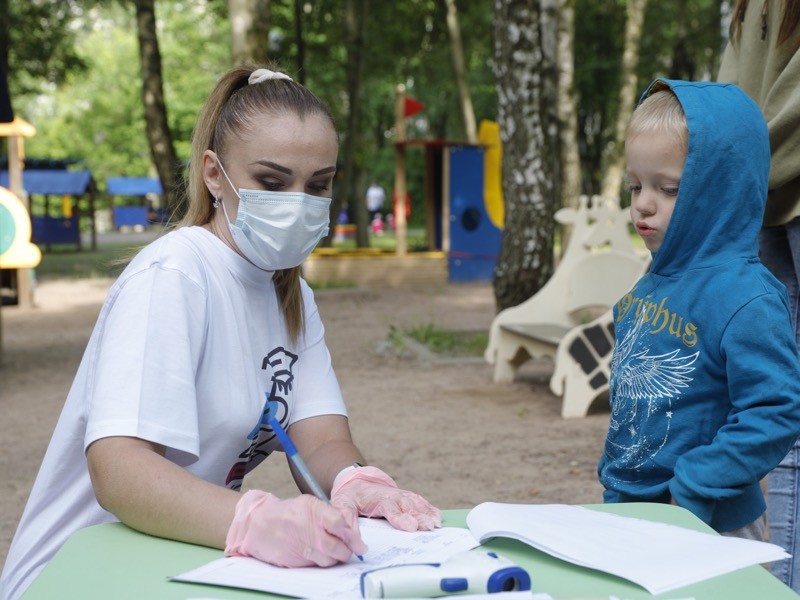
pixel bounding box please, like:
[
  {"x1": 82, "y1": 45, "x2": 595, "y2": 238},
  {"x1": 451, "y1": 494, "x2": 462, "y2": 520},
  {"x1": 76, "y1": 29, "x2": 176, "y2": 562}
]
[{"x1": 267, "y1": 414, "x2": 365, "y2": 562}]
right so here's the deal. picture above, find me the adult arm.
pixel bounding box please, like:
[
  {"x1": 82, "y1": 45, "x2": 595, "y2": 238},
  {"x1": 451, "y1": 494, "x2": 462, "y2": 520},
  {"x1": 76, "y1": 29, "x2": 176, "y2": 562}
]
[
  {"x1": 87, "y1": 436, "x2": 239, "y2": 549},
  {"x1": 287, "y1": 415, "x2": 364, "y2": 493},
  {"x1": 87, "y1": 434, "x2": 366, "y2": 566},
  {"x1": 290, "y1": 415, "x2": 441, "y2": 531}
]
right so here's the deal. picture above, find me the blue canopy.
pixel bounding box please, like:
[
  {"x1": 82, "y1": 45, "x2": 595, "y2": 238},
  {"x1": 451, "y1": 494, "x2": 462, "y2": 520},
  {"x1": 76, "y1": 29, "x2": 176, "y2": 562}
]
[
  {"x1": 0, "y1": 169, "x2": 93, "y2": 195},
  {"x1": 107, "y1": 176, "x2": 163, "y2": 196}
]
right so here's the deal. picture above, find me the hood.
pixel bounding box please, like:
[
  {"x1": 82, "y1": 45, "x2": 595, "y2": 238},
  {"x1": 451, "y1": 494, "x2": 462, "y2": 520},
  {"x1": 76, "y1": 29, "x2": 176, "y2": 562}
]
[{"x1": 639, "y1": 79, "x2": 770, "y2": 276}]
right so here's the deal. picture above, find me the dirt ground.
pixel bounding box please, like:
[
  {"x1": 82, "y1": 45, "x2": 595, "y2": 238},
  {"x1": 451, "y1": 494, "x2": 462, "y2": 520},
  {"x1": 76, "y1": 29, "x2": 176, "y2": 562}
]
[{"x1": 0, "y1": 272, "x2": 612, "y2": 570}]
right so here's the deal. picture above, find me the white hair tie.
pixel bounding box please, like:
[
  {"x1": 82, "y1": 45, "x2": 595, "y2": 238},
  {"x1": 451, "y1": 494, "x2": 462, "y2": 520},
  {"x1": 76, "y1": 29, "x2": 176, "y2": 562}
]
[{"x1": 249, "y1": 69, "x2": 293, "y2": 85}]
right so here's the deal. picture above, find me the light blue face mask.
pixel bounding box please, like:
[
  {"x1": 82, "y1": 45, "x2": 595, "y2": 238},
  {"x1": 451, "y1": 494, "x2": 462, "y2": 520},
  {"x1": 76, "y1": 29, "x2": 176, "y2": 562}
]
[{"x1": 217, "y1": 160, "x2": 331, "y2": 270}]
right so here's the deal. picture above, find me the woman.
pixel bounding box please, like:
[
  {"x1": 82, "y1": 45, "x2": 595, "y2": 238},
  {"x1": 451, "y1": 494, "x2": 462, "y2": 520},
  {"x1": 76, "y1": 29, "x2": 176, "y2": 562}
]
[
  {"x1": 718, "y1": 0, "x2": 800, "y2": 591},
  {"x1": 0, "y1": 65, "x2": 440, "y2": 600}
]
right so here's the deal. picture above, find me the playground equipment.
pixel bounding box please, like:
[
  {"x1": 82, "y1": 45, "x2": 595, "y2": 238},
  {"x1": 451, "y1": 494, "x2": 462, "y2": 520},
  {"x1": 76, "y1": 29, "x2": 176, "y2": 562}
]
[
  {"x1": 0, "y1": 169, "x2": 98, "y2": 251},
  {"x1": 0, "y1": 115, "x2": 37, "y2": 311},
  {"x1": 0, "y1": 184, "x2": 41, "y2": 359},
  {"x1": 306, "y1": 89, "x2": 503, "y2": 288},
  {"x1": 107, "y1": 176, "x2": 164, "y2": 230},
  {"x1": 484, "y1": 195, "x2": 649, "y2": 418},
  {"x1": 0, "y1": 185, "x2": 41, "y2": 271},
  {"x1": 387, "y1": 83, "x2": 502, "y2": 282}
]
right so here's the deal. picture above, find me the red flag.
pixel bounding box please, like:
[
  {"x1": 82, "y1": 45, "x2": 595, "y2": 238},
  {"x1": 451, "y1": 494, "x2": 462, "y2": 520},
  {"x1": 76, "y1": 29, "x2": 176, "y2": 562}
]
[{"x1": 404, "y1": 96, "x2": 425, "y2": 118}]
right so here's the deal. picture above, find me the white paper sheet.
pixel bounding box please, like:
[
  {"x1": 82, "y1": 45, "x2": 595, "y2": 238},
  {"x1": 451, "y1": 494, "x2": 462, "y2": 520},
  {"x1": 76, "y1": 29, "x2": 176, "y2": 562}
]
[
  {"x1": 185, "y1": 593, "x2": 548, "y2": 600},
  {"x1": 172, "y1": 518, "x2": 480, "y2": 599},
  {"x1": 466, "y1": 502, "x2": 789, "y2": 595}
]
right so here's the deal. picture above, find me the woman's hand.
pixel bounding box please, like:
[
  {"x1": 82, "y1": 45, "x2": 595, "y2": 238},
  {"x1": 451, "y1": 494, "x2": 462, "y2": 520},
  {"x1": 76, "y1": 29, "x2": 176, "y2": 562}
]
[
  {"x1": 331, "y1": 466, "x2": 442, "y2": 532},
  {"x1": 225, "y1": 490, "x2": 367, "y2": 567}
]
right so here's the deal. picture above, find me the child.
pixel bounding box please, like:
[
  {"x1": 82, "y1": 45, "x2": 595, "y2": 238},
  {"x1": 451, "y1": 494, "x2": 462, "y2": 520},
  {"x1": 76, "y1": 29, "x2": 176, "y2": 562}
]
[
  {"x1": 0, "y1": 65, "x2": 440, "y2": 600},
  {"x1": 598, "y1": 79, "x2": 800, "y2": 540},
  {"x1": 370, "y1": 211, "x2": 385, "y2": 236}
]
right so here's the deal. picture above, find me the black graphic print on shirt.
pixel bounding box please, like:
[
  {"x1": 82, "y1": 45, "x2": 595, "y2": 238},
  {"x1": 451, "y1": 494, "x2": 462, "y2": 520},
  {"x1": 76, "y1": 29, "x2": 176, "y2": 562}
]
[{"x1": 226, "y1": 347, "x2": 298, "y2": 490}]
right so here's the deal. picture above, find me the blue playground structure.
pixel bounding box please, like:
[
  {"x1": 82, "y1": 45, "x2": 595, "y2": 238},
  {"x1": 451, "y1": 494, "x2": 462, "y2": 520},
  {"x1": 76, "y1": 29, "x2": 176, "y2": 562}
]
[
  {"x1": 0, "y1": 169, "x2": 98, "y2": 250},
  {"x1": 107, "y1": 176, "x2": 165, "y2": 229},
  {"x1": 397, "y1": 132, "x2": 503, "y2": 282}
]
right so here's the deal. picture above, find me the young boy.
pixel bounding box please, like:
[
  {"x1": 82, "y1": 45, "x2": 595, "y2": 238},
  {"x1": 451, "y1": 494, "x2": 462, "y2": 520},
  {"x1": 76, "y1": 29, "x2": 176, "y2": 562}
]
[{"x1": 598, "y1": 79, "x2": 800, "y2": 540}]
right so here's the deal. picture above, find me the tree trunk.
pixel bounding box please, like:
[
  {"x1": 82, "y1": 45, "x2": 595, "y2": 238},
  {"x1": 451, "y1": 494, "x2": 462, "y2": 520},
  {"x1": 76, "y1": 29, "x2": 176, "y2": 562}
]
[
  {"x1": 443, "y1": 0, "x2": 477, "y2": 143},
  {"x1": 556, "y1": 0, "x2": 581, "y2": 254},
  {"x1": 342, "y1": 0, "x2": 369, "y2": 248},
  {"x1": 492, "y1": 0, "x2": 560, "y2": 312},
  {"x1": 228, "y1": 0, "x2": 271, "y2": 66},
  {"x1": 133, "y1": 0, "x2": 183, "y2": 219},
  {"x1": 0, "y1": 0, "x2": 8, "y2": 78},
  {"x1": 293, "y1": 0, "x2": 306, "y2": 85},
  {"x1": 669, "y1": 0, "x2": 692, "y2": 79},
  {"x1": 599, "y1": 0, "x2": 648, "y2": 200}
]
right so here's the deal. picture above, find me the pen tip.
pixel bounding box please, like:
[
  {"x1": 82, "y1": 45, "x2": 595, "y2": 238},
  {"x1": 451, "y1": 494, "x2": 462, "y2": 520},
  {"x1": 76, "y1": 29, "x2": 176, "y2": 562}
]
[{"x1": 357, "y1": 555, "x2": 364, "y2": 562}]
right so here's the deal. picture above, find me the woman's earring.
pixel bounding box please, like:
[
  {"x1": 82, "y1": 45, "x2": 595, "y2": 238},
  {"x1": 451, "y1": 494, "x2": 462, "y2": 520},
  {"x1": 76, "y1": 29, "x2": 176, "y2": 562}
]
[{"x1": 212, "y1": 195, "x2": 221, "y2": 209}]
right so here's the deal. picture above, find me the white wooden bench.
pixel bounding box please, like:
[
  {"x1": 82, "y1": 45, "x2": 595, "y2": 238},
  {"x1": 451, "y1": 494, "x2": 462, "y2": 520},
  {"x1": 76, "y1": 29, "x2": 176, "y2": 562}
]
[{"x1": 484, "y1": 195, "x2": 648, "y2": 416}]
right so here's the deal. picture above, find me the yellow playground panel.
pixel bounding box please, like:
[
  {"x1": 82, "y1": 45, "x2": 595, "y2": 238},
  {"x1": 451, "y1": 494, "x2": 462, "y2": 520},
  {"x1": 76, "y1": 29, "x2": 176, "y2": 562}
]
[
  {"x1": 0, "y1": 185, "x2": 41, "y2": 269},
  {"x1": 478, "y1": 119, "x2": 504, "y2": 230}
]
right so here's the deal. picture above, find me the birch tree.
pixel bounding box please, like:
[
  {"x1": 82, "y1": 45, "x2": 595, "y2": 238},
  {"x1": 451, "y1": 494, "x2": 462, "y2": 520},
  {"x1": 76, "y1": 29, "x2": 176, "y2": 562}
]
[
  {"x1": 492, "y1": 0, "x2": 560, "y2": 311},
  {"x1": 599, "y1": 0, "x2": 647, "y2": 200},
  {"x1": 228, "y1": 0, "x2": 271, "y2": 66},
  {"x1": 556, "y1": 0, "x2": 581, "y2": 252}
]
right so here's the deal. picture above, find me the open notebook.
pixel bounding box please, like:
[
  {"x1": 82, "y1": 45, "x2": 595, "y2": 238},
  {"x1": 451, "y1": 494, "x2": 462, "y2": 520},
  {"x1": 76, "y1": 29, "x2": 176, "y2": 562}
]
[{"x1": 466, "y1": 502, "x2": 789, "y2": 595}]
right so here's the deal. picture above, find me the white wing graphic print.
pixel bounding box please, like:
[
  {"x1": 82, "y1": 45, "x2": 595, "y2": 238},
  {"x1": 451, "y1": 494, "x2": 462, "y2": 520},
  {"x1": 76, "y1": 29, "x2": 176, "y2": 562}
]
[
  {"x1": 606, "y1": 311, "x2": 699, "y2": 475},
  {"x1": 617, "y1": 347, "x2": 699, "y2": 402},
  {"x1": 610, "y1": 313, "x2": 698, "y2": 430}
]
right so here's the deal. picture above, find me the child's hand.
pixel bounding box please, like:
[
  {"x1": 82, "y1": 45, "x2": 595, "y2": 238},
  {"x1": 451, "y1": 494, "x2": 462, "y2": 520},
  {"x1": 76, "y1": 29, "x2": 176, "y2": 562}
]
[
  {"x1": 225, "y1": 490, "x2": 367, "y2": 567},
  {"x1": 331, "y1": 466, "x2": 442, "y2": 532}
]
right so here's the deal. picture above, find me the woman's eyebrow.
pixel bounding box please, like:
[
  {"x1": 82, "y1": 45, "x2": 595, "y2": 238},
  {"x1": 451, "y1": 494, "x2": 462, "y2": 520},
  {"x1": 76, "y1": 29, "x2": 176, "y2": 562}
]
[
  {"x1": 251, "y1": 160, "x2": 292, "y2": 174},
  {"x1": 313, "y1": 166, "x2": 336, "y2": 177},
  {"x1": 249, "y1": 161, "x2": 336, "y2": 178}
]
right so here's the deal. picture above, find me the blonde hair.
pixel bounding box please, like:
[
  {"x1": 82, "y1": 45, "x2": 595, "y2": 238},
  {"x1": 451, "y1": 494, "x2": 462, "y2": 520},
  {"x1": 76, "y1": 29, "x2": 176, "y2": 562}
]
[
  {"x1": 626, "y1": 88, "x2": 688, "y2": 155},
  {"x1": 177, "y1": 64, "x2": 337, "y2": 343}
]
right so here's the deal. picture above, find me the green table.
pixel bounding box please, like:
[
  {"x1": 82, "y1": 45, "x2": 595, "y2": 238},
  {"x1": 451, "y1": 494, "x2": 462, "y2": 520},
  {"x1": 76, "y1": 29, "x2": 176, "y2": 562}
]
[{"x1": 22, "y1": 503, "x2": 797, "y2": 599}]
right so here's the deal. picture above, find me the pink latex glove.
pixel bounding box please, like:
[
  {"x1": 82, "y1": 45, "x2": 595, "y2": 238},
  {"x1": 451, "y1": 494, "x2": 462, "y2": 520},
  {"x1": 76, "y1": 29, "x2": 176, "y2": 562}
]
[
  {"x1": 225, "y1": 490, "x2": 368, "y2": 568},
  {"x1": 330, "y1": 466, "x2": 442, "y2": 532}
]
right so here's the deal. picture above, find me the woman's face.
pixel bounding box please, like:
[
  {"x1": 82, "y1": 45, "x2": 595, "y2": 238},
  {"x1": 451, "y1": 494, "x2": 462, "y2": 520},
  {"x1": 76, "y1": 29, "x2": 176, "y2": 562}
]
[{"x1": 204, "y1": 111, "x2": 338, "y2": 221}]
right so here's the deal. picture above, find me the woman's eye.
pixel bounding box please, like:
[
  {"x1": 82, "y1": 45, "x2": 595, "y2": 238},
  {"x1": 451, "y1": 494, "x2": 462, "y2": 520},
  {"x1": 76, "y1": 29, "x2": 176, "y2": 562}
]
[
  {"x1": 308, "y1": 182, "x2": 330, "y2": 194},
  {"x1": 261, "y1": 180, "x2": 282, "y2": 191}
]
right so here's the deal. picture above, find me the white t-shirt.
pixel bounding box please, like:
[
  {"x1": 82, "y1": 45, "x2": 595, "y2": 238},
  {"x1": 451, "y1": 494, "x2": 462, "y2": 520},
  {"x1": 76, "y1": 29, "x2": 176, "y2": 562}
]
[{"x1": 0, "y1": 226, "x2": 347, "y2": 600}]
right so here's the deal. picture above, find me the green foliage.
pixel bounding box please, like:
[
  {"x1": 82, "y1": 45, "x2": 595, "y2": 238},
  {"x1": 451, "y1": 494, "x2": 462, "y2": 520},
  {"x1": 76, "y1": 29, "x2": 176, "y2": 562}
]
[
  {"x1": 574, "y1": 0, "x2": 726, "y2": 195},
  {"x1": 6, "y1": 0, "x2": 725, "y2": 225},
  {"x1": 6, "y1": 0, "x2": 88, "y2": 95},
  {"x1": 11, "y1": 1, "x2": 229, "y2": 189}
]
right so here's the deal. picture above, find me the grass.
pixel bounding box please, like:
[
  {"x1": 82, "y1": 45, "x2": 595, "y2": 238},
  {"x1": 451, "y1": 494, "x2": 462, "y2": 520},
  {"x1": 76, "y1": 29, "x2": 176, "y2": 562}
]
[
  {"x1": 328, "y1": 228, "x2": 430, "y2": 252},
  {"x1": 34, "y1": 242, "x2": 146, "y2": 281},
  {"x1": 30, "y1": 226, "x2": 646, "y2": 284},
  {"x1": 30, "y1": 227, "x2": 431, "y2": 284},
  {"x1": 34, "y1": 244, "x2": 361, "y2": 291},
  {"x1": 389, "y1": 323, "x2": 488, "y2": 358}
]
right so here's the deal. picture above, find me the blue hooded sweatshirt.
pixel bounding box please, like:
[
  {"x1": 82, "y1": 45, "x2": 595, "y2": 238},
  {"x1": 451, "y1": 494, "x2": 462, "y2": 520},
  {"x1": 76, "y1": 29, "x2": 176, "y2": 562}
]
[{"x1": 598, "y1": 79, "x2": 800, "y2": 532}]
